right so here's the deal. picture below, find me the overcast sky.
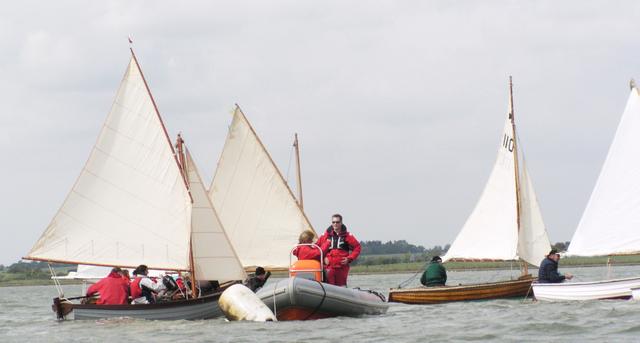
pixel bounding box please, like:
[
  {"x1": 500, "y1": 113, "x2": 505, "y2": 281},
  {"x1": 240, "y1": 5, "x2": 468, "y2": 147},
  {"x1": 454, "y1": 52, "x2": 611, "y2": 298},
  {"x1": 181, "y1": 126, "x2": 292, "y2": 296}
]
[{"x1": 2, "y1": 1, "x2": 640, "y2": 265}]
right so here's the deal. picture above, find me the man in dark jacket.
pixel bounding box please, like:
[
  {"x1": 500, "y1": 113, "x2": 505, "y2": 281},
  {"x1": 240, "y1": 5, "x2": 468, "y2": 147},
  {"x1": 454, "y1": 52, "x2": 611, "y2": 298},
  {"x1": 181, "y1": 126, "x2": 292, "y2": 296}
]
[
  {"x1": 538, "y1": 249, "x2": 573, "y2": 283},
  {"x1": 244, "y1": 267, "x2": 271, "y2": 292},
  {"x1": 421, "y1": 256, "x2": 447, "y2": 287}
]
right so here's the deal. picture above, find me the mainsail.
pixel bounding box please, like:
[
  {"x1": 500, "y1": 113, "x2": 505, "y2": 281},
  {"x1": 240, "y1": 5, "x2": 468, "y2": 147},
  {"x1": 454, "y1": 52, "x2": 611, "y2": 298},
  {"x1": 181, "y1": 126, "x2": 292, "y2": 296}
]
[
  {"x1": 568, "y1": 86, "x2": 640, "y2": 256},
  {"x1": 209, "y1": 106, "x2": 315, "y2": 269},
  {"x1": 185, "y1": 149, "x2": 246, "y2": 281},
  {"x1": 25, "y1": 55, "x2": 193, "y2": 271},
  {"x1": 444, "y1": 82, "x2": 550, "y2": 267}
]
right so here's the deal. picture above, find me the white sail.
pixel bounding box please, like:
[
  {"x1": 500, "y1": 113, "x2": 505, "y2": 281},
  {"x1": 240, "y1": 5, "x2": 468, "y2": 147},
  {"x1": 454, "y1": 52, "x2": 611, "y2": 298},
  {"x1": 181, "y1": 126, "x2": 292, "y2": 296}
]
[
  {"x1": 26, "y1": 57, "x2": 193, "y2": 271},
  {"x1": 185, "y1": 149, "x2": 247, "y2": 281},
  {"x1": 444, "y1": 118, "x2": 519, "y2": 262},
  {"x1": 517, "y1": 155, "x2": 551, "y2": 267},
  {"x1": 209, "y1": 106, "x2": 314, "y2": 269},
  {"x1": 568, "y1": 88, "x2": 640, "y2": 256}
]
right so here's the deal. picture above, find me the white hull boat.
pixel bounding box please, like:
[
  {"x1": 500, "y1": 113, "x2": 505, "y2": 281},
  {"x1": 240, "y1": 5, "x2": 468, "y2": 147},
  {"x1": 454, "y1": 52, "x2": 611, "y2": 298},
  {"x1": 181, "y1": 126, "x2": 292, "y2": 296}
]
[{"x1": 532, "y1": 276, "x2": 640, "y2": 301}]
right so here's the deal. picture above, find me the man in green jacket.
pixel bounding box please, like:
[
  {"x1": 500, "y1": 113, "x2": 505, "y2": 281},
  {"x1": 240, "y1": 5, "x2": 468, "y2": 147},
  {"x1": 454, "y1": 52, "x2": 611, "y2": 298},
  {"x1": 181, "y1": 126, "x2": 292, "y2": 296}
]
[{"x1": 420, "y1": 256, "x2": 447, "y2": 287}]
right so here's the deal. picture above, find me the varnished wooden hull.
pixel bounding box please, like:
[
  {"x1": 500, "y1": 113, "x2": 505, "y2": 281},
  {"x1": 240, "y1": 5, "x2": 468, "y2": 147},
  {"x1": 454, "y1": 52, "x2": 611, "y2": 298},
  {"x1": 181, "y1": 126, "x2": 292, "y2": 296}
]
[{"x1": 388, "y1": 277, "x2": 534, "y2": 304}]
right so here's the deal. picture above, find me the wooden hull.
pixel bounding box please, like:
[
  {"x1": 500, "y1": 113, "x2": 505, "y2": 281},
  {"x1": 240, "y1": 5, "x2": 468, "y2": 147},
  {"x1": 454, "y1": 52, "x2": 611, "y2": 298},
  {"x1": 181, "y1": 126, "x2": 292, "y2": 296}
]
[
  {"x1": 532, "y1": 276, "x2": 640, "y2": 301},
  {"x1": 54, "y1": 293, "x2": 224, "y2": 320},
  {"x1": 256, "y1": 277, "x2": 389, "y2": 321},
  {"x1": 388, "y1": 277, "x2": 534, "y2": 304}
]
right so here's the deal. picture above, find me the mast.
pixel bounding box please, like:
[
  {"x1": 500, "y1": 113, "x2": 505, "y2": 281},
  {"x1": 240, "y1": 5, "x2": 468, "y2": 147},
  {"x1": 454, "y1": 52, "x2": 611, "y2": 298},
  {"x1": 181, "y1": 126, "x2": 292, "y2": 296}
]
[
  {"x1": 293, "y1": 133, "x2": 304, "y2": 209},
  {"x1": 509, "y1": 76, "x2": 527, "y2": 276},
  {"x1": 175, "y1": 133, "x2": 197, "y2": 297}
]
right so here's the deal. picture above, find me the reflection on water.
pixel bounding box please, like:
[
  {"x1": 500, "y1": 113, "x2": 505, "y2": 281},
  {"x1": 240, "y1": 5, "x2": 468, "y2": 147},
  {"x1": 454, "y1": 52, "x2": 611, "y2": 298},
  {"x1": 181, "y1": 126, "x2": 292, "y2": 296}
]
[{"x1": 1, "y1": 265, "x2": 640, "y2": 342}]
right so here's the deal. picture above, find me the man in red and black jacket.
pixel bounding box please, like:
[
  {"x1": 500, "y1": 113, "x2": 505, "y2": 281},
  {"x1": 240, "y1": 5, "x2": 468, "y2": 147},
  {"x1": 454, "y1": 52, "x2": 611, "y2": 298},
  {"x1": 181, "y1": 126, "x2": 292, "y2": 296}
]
[{"x1": 316, "y1": 214, "x2": 361, "y2": 286}]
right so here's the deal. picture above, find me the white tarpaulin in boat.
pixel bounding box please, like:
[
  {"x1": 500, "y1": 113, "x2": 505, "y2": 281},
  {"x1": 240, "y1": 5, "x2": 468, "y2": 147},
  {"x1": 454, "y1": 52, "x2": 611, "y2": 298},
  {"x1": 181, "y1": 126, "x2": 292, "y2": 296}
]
[
  {"x1": 209, "y1": 107, "x2": 314, "y2": 269},
  {"x1": 185, "y1": 149, "x2": 247, "y2": 282},
  {"x1": 26, "y1": 57, "x2": 193, "y2": 271},
  {"x1": 568, "y1": 88, "x2": 640, "y2": 256}
]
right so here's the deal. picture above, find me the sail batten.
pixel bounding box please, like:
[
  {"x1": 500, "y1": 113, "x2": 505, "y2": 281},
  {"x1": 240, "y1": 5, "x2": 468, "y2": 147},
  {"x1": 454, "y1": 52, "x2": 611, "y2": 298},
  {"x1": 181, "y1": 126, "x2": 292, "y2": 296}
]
[
  {"x1": 568, "y1": 88, "x2": 640, "y2": 256},
  {"x1": 209, "y1": 106, "x2": 315, "y2": 269},
  {"x1": 25, "y1": 57, "x2": 193, "y2": 270}
]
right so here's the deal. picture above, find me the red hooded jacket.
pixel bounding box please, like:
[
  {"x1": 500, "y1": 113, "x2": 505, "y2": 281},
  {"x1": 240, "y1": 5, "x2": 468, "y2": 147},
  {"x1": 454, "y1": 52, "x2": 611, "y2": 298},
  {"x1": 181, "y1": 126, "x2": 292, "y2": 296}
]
[
  {"x1": 86, "y1": 271, "x2": 130, "y2": 305},
  {"x1": 316, "y1": 225, "x2": 361, "y2": 269},
  {"x1": 292, "y1": 240, "x2": 330, "y2": 261}
]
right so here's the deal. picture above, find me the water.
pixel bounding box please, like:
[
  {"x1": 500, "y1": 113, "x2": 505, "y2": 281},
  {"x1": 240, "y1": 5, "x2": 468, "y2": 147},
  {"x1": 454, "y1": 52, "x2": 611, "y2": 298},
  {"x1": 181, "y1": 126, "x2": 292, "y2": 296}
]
[{"x1": 2, "y1": 265, "x2": 640, "y2": 342}]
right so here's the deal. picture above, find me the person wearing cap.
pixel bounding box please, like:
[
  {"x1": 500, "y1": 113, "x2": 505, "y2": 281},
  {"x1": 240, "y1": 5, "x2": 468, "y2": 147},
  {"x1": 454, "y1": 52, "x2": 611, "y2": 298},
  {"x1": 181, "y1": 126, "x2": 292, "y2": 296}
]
[
  {"x1": 244, "y1": 267, "x2": 271, "y2": 292},
  {"x1": 420, "y1": 256, "x2": 447, "y2": 287},
  {"x1": 538, "y1": 249, "x2": 573, "y2": 283},
  {"x1": 85, "y1": 267, "x2": 130, "y2": 305}
]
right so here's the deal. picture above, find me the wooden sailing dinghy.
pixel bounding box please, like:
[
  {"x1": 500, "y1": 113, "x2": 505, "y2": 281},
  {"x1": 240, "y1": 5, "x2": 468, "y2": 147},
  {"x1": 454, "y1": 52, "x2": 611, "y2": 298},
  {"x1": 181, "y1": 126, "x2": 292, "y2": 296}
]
[
  {"x1": 532, "y1": 81, "x2": 640, "y2": 301},
  {"x1": 389, "y1": 77, "x2": 552, "y2": 304},
  {"x1": 24, "y1": 50, "x2": 247, "y2": 320}
]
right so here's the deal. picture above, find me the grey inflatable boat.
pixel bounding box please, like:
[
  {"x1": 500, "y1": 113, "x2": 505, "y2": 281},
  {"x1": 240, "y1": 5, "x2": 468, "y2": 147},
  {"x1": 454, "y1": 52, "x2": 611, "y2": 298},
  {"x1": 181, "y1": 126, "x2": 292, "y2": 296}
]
[{"x1": 256, "y1": 277, "x2": 389, "y2": 321}]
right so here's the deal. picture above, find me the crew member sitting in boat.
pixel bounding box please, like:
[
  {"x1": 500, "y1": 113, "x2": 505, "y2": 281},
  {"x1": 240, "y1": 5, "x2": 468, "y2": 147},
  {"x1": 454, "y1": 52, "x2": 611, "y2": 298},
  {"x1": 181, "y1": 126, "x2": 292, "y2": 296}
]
[
  {"x1": 85, "y1": 267, "x2": 130, "y2": 305},
  {"x1": 244, "y1": 267, "x2": 271, "y2": 292},
  {"x1": 538, "y1": 249, "x2": 573, "y2": 283},
  {"x1": 420, "y1": 256, "x2": 447, "y2": 287},
  {"x1": 131, "y1": 264, "x2": 166, "y2": 304},
  {"x1": 316, "y1": 214, "x2": 361, "y2": 287},
  {"x1": 293, "y1": 229, "x2": 329, "y2": 261}
]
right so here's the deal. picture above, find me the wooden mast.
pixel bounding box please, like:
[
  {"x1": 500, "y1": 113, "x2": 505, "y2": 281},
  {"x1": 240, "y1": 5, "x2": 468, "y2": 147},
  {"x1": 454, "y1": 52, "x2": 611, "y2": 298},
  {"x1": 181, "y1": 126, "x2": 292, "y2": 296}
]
[
  {"x1": 175, "y1": 133, "x2": 198, "y2": 298},
  {"x1": 509, "y1": 76, "x2": 528, "y2": 276},
  {"x1": 293, "y1": 133, "x2": 304, "y2": 209}
]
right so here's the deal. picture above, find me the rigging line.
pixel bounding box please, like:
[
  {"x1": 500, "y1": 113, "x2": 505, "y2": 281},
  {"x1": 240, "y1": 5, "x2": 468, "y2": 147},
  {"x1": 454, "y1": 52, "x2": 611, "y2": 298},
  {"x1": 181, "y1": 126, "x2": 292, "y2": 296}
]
[
  {"x1": 48, "y1": 263, "x2": 64, "y2": 297},
  {"x1": 397, "y1": 261, "x2": 429, "y2": 288},
  {"x1": 285, "y1": 142, "x2": 294, "y2": 185}
]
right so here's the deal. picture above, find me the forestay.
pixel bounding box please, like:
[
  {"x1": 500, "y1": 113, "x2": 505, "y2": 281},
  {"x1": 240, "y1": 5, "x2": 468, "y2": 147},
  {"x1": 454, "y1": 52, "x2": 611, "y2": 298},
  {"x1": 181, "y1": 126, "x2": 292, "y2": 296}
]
[
  {"x1": 185, "y1": 149, "x2": 246, "y2": 281},
  {"x1": 209, "y1": 106, "x2": 315, "y2": 269},
  {"x1": 568, "y1": 88, "x2": 640, "y2": 256},
  {"x1": 26, "y1": 57, "x2": 193, "y2": 271}
]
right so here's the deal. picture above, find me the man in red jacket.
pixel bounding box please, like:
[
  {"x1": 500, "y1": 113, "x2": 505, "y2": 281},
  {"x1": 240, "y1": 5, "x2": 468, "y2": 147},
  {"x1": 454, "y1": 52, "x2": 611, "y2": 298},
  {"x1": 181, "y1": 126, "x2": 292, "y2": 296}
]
[
  {"x1": 316, "y1": 214, "x2": 361, "y2": 286},
  {"x1": 86, "y1": 267, "x2": 130, "y2": 305}
]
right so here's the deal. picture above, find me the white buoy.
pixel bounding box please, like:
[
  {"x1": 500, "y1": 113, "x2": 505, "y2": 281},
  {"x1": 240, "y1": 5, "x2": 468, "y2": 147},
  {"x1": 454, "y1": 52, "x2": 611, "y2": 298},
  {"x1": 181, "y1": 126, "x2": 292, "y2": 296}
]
[{"x1": 218, "y1": 284, "x2": 277, "y2": 321}]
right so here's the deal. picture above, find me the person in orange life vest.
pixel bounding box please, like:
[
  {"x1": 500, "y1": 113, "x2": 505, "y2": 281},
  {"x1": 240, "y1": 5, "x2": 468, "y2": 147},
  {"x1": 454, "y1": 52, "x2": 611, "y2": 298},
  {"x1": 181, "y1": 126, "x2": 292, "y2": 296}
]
[
  {"x1": 85, "y1": 267, "x2": 130, "y2": 305},
  {"x1": 130, "y1": 264, "x2": 166, "y2": 304},
  {"x1": 292, "y1": 230, "x2": 329, "y2": 261},
  {"x1": 316, "y1": 214, "x2": 361, "y2": 286}
]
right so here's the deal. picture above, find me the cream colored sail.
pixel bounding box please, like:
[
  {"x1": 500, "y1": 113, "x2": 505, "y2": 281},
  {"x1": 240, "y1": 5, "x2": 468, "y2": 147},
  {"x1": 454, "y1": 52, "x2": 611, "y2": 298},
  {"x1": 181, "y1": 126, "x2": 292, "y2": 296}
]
[
  {"x1": 517, "y1": 155, "x2": 552, "y2": 266},
  {"x1": 568, "y1": 87, "x2": 640, "y2": 256},
  {"x1": 444, "y1": 117, "x2": 519, "y2": 262},
  {"x1": 209, "y1": 106, "x2": 314, "y2": 269},
  {"x1": 185, "y1": 149, "x2": 247, "y2": 281},
  {"x1": 26, "y1": 56, "x2": 193, "y2": 271}
]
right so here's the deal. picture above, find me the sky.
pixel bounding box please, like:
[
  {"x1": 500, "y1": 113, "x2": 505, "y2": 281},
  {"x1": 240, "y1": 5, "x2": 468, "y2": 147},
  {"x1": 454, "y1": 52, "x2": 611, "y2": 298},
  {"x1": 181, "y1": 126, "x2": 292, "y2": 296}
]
[{"x1": 2, "y1": 1, "x2": 640, "y2": 265}]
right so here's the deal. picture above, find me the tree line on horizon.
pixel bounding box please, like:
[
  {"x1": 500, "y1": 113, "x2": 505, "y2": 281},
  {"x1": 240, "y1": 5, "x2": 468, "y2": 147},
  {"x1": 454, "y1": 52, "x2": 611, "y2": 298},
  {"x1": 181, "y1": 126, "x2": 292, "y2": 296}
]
[{"x1": 1, "y1": 240, "x2": 573, "y2": 272}]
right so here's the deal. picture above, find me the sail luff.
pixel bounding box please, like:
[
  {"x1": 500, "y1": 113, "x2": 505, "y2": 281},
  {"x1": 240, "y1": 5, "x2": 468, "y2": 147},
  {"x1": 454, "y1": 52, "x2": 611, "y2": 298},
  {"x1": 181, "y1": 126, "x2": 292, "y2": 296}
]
[
  {"x1": 509, "y1": 77, "x2": 528, "y2": 274},
  {"x1": 209, "y1": 105, "x2": 315, "y2": 269},
  {"x1": 234, "y1": 105, "x2": 314, "y2": 228},
  {"x1": 130, "y1": 49, "x2": 192, "y2": 203},
  {"x1": 186, "y1": 147, "x2": 247, "y2": 282},
  {"x1": 568, "y1": 86, "x2": 640, "y2": 256},
  {"x1": 25, "y1": 56, "x2": 193, "y2": 270}
]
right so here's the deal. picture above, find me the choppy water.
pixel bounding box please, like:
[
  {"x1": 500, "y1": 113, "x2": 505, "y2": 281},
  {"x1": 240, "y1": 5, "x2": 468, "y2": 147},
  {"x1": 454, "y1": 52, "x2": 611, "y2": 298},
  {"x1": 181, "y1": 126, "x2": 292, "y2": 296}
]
[{"x1": 2, "y1": 265, "x2": 640, "y2": 342}]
